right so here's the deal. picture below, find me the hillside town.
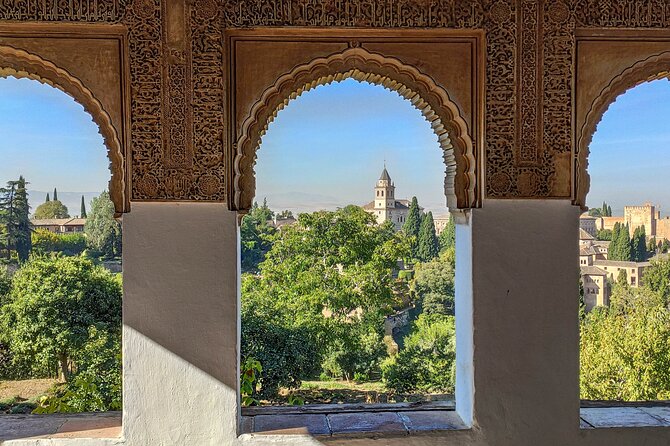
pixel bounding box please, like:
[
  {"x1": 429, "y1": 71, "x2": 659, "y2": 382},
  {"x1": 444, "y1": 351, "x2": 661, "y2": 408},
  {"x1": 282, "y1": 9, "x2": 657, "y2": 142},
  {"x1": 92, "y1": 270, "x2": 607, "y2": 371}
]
[{"x1": 579, "y1": 203, "x2": 670, "y2": 311}]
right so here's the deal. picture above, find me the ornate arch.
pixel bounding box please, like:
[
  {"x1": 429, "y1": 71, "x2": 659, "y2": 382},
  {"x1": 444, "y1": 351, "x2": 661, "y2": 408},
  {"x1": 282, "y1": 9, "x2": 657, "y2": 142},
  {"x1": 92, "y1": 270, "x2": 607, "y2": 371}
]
[
  {"x1": 575, "y1": 51, "x2": 670, "y2": 209},
  {"x1": 0, "y1": 45, "x2": 127, "y2": 215},
  {"x1": 232, "y1": 47, "x2": 477, "y2": 214}
]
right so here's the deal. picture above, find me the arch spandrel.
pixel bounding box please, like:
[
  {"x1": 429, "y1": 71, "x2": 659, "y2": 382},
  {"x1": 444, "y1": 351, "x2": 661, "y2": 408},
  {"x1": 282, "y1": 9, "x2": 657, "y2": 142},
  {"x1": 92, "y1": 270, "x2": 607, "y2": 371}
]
[
  {"x1": 575, "y1": 51, "x2": 670, "y2": 209},
  {"x1": 232, "y1": 47, "x2": 478, "y2": 215},
  {"x1": 0, "y1": 45, "x2": 127, "y2": 215}
]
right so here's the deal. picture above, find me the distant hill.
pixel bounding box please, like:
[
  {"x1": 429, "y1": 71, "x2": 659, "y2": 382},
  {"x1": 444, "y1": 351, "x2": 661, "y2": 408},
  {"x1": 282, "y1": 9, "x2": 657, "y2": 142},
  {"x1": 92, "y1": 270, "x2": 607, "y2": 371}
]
[{"x1": 27, "y1": 190, "x2": 102, "y2": 219}]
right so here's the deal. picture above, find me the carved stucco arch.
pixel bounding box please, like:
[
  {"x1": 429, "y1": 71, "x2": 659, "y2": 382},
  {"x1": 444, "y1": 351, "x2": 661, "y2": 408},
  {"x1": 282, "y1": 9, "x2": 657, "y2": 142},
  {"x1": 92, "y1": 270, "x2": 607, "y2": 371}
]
[
  {"x1": 233, "y1": 47, "x2": 477, "y2": 214},
  {"x1": 0, "y1": 45, "x2": 127, "y2": 215},
  {"x1": 575, "y1": 51, "x2": 670, "y2": 209}
]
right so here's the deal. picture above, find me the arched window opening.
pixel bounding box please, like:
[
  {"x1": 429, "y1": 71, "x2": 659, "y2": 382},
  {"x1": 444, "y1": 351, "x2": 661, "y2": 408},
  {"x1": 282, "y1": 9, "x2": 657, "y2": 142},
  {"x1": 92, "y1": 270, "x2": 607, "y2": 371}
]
[
  {"x1": 0, "y1": 76, "x2": 122, "y2": 418},
  {"x1": 240, "y1": 78, "x2": 458, "y2": 413},
  {"x1": 580, "y1": 78, "x2": 670, "y2": 404}
]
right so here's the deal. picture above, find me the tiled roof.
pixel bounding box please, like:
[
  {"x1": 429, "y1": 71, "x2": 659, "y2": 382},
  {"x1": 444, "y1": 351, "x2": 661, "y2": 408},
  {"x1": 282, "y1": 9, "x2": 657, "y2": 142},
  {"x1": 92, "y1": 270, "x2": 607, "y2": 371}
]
[
  {"x1": 594, "y1": 259, "x2": 650, "y2": 268},
  {"x1": 579, "y1": 228, "x2": 595, "y2": 240},
  {"x1": 581, "y1": 266, "x2": 608, "y2": 276}
]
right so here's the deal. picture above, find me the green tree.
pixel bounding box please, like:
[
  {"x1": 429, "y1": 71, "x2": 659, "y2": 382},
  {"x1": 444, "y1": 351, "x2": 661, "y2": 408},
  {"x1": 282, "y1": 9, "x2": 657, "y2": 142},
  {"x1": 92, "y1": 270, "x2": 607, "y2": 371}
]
[
  {"x1": 80, "y1": 196, "x2": 87, "y2": 218},
  {"x1": 45, "y1": 193, "x2": 50, "y2": 202},
  {"x1": 596, "y1": 229, "x2": 612, "y2": 241},
  {"x1": 382, "y1": 314, "x2": 456, "y2": 393},
  {"x1": 0, "y1": 256, "x2": 121, "y2": 382},
  {"x1": 32, "y1": 229, "x2": 86, "y2": 257},
  {"x1": 631, "y1": 225, "x2": 647, "y2": 262},
  {"x1": 413, "y1": 252, "x2": 455, "y2": 316},
  {"x1": 33, "y1": 200, "x2": 70, "y2": 219},
  {"x1": 588, "y1": 208, "x2": 602, "y2": 217},
  {"x1": 403, "y1": 196, "x2": 421, "y2": 256},
  {"x1": 84, "y1": 191, "x2": 122, "y2": 259},
  {"x1": 438, "y1": 216, "x2": 455, "y2": 253},
  {"x1": 0, "y1": 177, "x2": 32, "y2": 261},
  {"x1": 643, "y1": 258, "x2": 670, "y2": 305},
  {"x1": 580, "y1": 287, "x2": 670, "y2": 400},
  {"x1": 240, "y1": 200, "x2": 276, "y2": 273},
  {"x1": 608, "y1": 205, "x2": 612, "y2": 217},
  {"x1": 609, "y1": 223, "x2": 632, "y2": 261},
  {"x1": 417, "y1": 211, "x2": 439, "y2": 262},
  {"x1": 53, "y1": 188, "x2": 58, "y2": 201}
]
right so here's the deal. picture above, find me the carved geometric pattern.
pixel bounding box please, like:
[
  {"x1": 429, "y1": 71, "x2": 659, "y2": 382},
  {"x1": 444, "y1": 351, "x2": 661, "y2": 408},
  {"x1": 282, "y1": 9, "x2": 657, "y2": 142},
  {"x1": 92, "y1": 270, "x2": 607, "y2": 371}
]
[
  {"x1": 6, "y1": 0, "x2": 670, "y2": 206},
  {"x1": 575, "y1": 52, "x2": 670, "y2": 209},
  {"x1": 0, "y1": 45, "x2": 127, "y2": 214},
  {"x1": 232, "y1": 47, "x2": 477, "y2": 213}
]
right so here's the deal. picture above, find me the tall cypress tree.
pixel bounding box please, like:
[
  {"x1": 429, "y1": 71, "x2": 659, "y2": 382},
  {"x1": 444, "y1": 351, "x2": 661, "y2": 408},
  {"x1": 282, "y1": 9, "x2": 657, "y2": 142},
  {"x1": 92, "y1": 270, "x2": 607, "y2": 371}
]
[
  {"x1": 13, "y1": 177, "x2": 31, "y2": 262},
  {"x1": 608, "y1": 205, "x2": 612, "y2": 217},
  {"x1": 609, "y1": 223, "x2": 621, "y2": 260},
  {"x1": 438, "y1": 216, "x2": 456, "y2": 253},
  {"x1": 80, "y1": 195, "x2": 88, "y2": 218},
  {"x1": 53, "y1": 188, "x2": 58, "y2": 201},
  {"x1": 631, "y1": 225, "x2": 647, "y2": 262},
  {"x1": 602, "y1": 201, "x2": 607, "y2": 216},
  {"x1": 45, "y1": 193, "x2": 50, "y2": 202},
  {"x1": 0, "y1": 177, "x2": 31, "y2": 261},
  {"x1": 417, "y1": 211, "x2": 439, "y2": 262},
  {"x1": 403, "y1": 196, "x2": 421, "y2": 256},
  {"x1": 619, "y1": 224, "x2": 632, "y2": 261}
]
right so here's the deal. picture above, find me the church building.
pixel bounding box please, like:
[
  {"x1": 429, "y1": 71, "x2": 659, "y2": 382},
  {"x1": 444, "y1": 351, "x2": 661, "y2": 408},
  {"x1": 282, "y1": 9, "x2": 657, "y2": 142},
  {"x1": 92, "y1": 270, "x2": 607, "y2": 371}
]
[{"x1": 363, "y1": 166, "x2": 413, "y2": 231}]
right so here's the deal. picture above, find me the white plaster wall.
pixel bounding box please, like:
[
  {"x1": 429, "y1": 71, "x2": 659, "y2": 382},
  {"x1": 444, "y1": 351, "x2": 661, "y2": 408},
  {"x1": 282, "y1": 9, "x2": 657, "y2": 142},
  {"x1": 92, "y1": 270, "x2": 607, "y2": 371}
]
[
  {"x1": 122, "y1": 203, "x2": 239, "y2": 446},
  {"x1": 6, "y1": 200, "x2": 670, "y2": 446}
]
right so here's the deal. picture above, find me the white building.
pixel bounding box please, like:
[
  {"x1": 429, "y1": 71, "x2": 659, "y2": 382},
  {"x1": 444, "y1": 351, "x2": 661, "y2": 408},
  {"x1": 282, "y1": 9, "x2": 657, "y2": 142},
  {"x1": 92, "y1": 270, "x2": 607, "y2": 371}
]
[{"x1": 363, "y1": 166, "x2": 413, "y2": 230}]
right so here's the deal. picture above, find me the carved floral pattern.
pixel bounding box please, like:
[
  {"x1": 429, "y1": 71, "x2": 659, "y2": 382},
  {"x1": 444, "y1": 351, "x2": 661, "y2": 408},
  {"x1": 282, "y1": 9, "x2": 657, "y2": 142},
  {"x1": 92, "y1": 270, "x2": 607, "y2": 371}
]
[
  {"x1": 5, "y1": 0, "x2": 670, "y2": 208},
  {"x1": 0, "y1": 46, "x2": 127, "y2": 214},
  {"x1": 233, "y1": 47, "x2": 477, "y2": 213}
]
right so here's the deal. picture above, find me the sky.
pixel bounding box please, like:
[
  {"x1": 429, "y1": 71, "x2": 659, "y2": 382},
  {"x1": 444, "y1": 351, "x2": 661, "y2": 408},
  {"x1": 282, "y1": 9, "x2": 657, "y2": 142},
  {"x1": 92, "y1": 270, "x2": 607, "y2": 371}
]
[
  {"x1": 256, "y1": 79, "x2": 448, "y2": 214},
  {"x1": 1, "y1": 75, "x2": 669, "y2": 217},
  {"x1": 0, "y1": 77, "x2": 108, "y2": 214},
  {"x1": 587, "y1": 78, "x2": 670, "y2": 215}
]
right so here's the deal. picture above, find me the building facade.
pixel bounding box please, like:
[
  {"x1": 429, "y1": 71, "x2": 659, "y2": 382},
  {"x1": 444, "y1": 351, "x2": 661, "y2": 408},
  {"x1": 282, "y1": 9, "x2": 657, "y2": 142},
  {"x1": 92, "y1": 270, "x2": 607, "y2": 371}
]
[{"x1": 363, "y1": 167, "x2": 412, "y2": 231}]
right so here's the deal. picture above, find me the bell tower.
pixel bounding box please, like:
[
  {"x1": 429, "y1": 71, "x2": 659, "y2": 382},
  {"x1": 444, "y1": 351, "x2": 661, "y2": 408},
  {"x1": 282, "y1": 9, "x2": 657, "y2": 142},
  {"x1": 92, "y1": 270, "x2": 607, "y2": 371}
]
[{"x1": 374, "y1": 165, "x2": 395, "y2": 210}]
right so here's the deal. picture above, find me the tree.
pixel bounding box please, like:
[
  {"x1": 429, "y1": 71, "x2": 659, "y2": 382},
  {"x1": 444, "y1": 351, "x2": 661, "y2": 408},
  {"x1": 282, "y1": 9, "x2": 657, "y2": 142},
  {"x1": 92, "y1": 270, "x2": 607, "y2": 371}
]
[
  {"x1": 403, "y1": 196, "x2": 421, "y2": 256},
  {"x1": 608, "y1": 205, "x2": 612, "y2": 217},
  {"x1": 438, "y1": 216, "x2": 455, "y2": 253},
  {"x1": 33, "y1": 200, "x2": 69, "y2": 219},
  {"x1": 240, "y1": 200, "x2": 276, "y2": 273},
  {"x1": 0, "y1": 256, "x2": 121, "y2": 381},
  {"x1": 580, "y1": 287, "x2": 670, "y2": 400},
  {"x1": 382, "y1": 314, "x2": 456, "y2": 393},
  {"x1": 0, "y1": 177, "x2": 32, "y2": 261},
  {"x1": 80, "y1": 196, "x2": 87, "y2": 219},
  {"x1": 53, "y1": 188, "x2": 58, "y2": 201},
  {"x1": 643, "y1": 258, "x2": 670, "y2": 305},
  {"x1": 631, "y1": 225, "x2": 647, "y2": 262},
  {"x1": 588, "y1": 208, "x2": 602, "y2": 217},
  {"x1": 417, "y1": 211, "x2": 439, "y2": 262},
  {"x1": 609, "y1": 223, "x2": 632, "y2": 261},
  {"x1": 596, "y1": 229, "x2": 612, "y2": 241},
  {"x1": 413, "y1": 252, "x2": 455, "y2": 316},
  {"x1": 45, "y1": 193, "x2": 50, "y2": 202},
  {"x1": 85, "y1": 191, "x2": 122, "y2": 259}
]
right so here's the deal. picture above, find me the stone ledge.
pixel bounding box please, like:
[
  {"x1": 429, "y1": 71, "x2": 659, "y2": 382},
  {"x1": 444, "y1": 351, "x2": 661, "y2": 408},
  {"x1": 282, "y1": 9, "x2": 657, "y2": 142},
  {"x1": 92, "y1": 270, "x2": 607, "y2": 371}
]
[
  {"x1": 580, "y1": 407, "x2": 670, "y2": 429},
  {"x1": 241, "y1": 408, "x2": 467, "y2": 438},
  {"x1": 0, "y1": 412, "x2": 122, "y2": 441}
]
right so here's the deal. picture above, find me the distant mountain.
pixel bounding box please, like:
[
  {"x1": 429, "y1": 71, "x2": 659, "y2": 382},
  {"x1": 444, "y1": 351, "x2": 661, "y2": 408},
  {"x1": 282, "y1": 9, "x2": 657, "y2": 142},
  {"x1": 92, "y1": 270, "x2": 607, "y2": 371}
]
[
  {"x1": 27, "y1": 190, "x2": 102, "y2": 219},
  {"x1": 256, "y1": 191, "x2": 348, "y2": 214}
]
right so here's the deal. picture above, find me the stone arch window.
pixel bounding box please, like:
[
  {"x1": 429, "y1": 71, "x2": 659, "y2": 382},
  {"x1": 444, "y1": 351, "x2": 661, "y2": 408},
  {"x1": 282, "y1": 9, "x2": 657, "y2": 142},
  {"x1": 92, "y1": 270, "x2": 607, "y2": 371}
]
[
  {"x1": 575, "y1": 51, "x2": 670, "y2": 208},
  {"x1": 231, "y1": 47, "x2": 477, "y2": 216},
  {"x1": 0, "y1": 45, "x2": 127, "y2": 215}
]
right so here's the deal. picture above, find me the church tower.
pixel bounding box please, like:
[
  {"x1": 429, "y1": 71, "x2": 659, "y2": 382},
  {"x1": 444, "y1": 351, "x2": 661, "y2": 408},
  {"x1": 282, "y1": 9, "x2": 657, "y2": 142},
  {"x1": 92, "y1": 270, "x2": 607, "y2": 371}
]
[{"x1": 374, "y1": 166, "x2": 395, "y2": 211}]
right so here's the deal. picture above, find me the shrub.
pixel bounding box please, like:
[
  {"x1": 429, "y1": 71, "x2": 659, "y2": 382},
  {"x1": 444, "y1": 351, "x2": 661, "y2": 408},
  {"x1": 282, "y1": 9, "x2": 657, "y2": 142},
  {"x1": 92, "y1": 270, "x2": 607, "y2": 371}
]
[
  {"x1": 31, "y1": 229, "x2": 86, "y2": 256},
  {"x1": 321, "y1": 322, "x2": 387, "y2": 381},
  {"x1": 241, "y1": 311, "x2": 321, "y2": 400},
  {"x1": 382, "y1": 314, "x2": 456, "y2": 394}
]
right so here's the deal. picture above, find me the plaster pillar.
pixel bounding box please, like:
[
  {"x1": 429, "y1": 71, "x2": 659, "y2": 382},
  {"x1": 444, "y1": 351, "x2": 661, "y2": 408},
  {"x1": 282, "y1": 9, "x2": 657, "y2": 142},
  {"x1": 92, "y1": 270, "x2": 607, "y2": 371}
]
[{"x1": 122, "y1": 203, "x2": 239, "y2": 445}]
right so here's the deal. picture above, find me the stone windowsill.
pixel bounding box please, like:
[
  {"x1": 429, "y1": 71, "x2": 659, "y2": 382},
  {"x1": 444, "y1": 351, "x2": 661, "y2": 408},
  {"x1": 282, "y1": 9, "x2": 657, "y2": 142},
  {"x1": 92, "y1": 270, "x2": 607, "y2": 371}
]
[
  {"x1": 580, "y1": 402, "x2": 670, "y2": 429},
  {"x1": 0, "y1": 412, "x2": 122, "y2": 442},
  {"x1": 240, "y1": 401, "x2": 467, "y2": 437}
]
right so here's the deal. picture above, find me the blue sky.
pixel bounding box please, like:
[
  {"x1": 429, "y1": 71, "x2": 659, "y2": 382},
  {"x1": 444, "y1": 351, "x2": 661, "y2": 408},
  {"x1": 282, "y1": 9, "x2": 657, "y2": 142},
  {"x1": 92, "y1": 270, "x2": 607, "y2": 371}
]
[
  {"x1": 1, "y1": 75, "x2": 668, "y2": 217},
  {"x1": 587, "y1": 78, "x2": 670, "y2": 215}
]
